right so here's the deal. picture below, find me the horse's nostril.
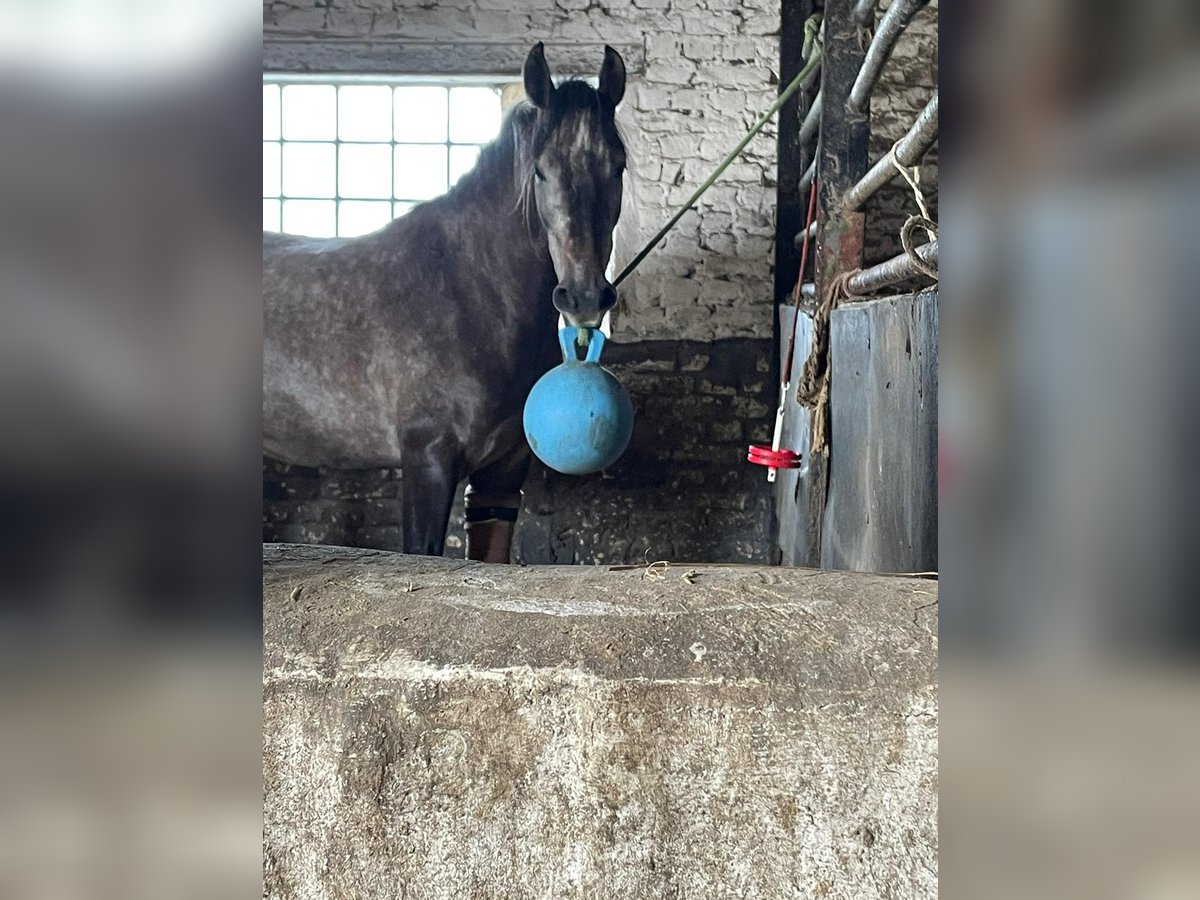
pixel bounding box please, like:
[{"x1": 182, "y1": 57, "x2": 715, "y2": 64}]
[
  {"x1": 599, "y1": 286, "x2": 617, "y2": 311},
  {"x1": 552, "y1": 286, "x2": 576, "y2": 311}
]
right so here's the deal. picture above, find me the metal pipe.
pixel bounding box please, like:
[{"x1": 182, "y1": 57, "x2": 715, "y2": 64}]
[
  {"x1": 852, "y1": 0, "x2": 878, "y2": 26},
  {"x1": 792, "y1": 220, "x2": 817, "y2": 251},
  {"x1": 798, "y1": 88, "x2": 822, "y2": 147},
  {"x1": 845, "y1": 240, "x2": 938, "y2": 296},
  {"x1": 843, "y1": 91, "x2": 938, "y2": 211},
  {"x1": 847, "y1": 0, "x2": 929, "y2": 113},
  {"x1": 797, "y1": 158, "x2": 817, "y2": 198}
]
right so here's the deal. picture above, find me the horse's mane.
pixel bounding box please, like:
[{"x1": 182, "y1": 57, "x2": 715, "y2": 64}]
[{"x1": 445, "y1": 79, "x2": 625, "y2": 237}]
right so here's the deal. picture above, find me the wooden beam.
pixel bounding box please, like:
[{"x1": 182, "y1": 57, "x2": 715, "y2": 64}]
[
  {"x1": 264, "y1": 40, "x2": 646, "y2": 77},
  {"x1": 773, "y1": 0, "x2": 818, "y2": 305},
  {"x1": 798, "y1": 0, "x2": 871, "y2": 568},
  {"x1": 813, "y1": 0, "x2": 871, "y2": 301}
]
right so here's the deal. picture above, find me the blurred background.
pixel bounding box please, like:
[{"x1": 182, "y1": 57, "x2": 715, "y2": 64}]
[
  {"x1": 940, "y1": 0, "x2": 1200, "y2": 897},
  {"x1": 0, "y1": 2, "x2": 263, "y2": 898},
  {"x1": 0, "y1": 0, "x2": 1198, "y2": 897}
]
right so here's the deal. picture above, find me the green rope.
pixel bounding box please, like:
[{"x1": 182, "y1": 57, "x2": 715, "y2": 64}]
[{"x1": 613, "y1": 15, "x2": 823, "y2": 287}]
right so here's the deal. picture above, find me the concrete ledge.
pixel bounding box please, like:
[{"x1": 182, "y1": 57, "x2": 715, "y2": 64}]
[{"x1": 263, "y1": 544, "x2": 938, "y2": 898}]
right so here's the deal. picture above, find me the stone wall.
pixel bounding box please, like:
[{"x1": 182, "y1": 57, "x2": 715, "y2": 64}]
[
  {"x1": 263, "y1": 545, "x2": 939, "y2": 899},
  {"x1": 263, "y1": 338, "x2": 776, "y2": 564}
]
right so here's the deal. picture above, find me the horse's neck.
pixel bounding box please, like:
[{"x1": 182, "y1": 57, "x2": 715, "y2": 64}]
[
  {"x1": 451, "y1": 180, "x2": 557, "y2": 323},
  {"x1": 479, "y1": 195, "x2": 551, "y2": 278}
]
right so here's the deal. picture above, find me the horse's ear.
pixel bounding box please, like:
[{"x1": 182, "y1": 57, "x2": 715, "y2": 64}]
[
  {"x1": 598, "y1": 45, "x2": 626, "y2": 109},
  {"x1": 523, "y1": 42, "x2": 554, "y2": 109}
]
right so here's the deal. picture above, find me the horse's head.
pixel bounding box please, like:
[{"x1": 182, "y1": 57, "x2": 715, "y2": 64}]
[{"x1": 523, "y1": 42, "x2": 626, "y2": 329}]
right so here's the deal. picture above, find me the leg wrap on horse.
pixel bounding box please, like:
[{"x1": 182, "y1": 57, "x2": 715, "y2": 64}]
[{"x1": 464, "y1": 488, "x2": 521, "y2": 563}]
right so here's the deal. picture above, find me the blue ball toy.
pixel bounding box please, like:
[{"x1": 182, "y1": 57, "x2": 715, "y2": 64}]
[{"x1": 523, "y1": 327, "x2": 634, "y2": 475}]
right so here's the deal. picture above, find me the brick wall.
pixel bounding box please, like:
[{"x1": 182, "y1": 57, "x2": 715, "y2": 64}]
[
  {"x1": 516, "y1": 338, "x2": 777, "y2": 564},
  {"x1": 263, "y1": 339, "x2": 776, "y2": 564}
]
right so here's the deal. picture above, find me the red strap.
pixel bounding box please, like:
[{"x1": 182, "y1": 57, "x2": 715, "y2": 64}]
[{"x1": 747, "y1": 445, "x2": 803, "y2": 469}]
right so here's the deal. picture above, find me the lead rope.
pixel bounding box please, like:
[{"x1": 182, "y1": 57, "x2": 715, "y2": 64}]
[
  {"x1": 783, "y1": 177, "x2": 820, "y2": 387},
  {"x1": 612, "y1": 15, "x2": 823, "y2": 287},
  {"x1": 747, "y1": 19, "x2": 824, "y2": 482},
  {"x1": 749, "y1": 174, "x2": 820, "y2": 482},
  {"x1": 606, "y1": 15, "x2": 824, "y2": 482},
  {"x1": 797, "y1": 269, "x2": 853, "y2": 460}
]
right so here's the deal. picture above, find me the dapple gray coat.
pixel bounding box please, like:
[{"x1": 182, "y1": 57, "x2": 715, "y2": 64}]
[{"x1": 263, "y1": 44, "x2": 627, "y2": 555}]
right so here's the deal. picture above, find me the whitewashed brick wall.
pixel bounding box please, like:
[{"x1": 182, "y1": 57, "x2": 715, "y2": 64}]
[{"x1": 264, "y1": 0, "x2": 783, "y2": 342}]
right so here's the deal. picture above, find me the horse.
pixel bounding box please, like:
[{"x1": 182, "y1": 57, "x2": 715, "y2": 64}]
[{"x1": 263, "y1": 43, "x2": 627, "y2": 561}]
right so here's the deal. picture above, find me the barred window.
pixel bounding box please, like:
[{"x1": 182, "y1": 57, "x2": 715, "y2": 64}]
[{"x1": 263, "y1": 77, "x2": 513, "y2": 238}]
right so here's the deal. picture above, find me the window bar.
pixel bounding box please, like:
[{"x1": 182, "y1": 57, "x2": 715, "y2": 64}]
[
  {"x1": 389, "y1": 86, "x2": 396, "y2": 220},
  {"x1": 334, "y1": 86, "x2": 340, "y2": 235}
]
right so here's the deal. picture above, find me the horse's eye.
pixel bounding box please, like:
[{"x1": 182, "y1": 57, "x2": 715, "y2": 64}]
[{"x1": 534, "y1": 166, "x2": 546, "y2": 182}]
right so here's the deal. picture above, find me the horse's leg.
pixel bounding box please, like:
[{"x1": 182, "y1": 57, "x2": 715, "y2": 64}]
[
  {"x1": 465, "y1": 446, "x2": 532, "y2": 564},
  {"x1": 400, "y1": 433, "x2": 460, "y2": 556}
]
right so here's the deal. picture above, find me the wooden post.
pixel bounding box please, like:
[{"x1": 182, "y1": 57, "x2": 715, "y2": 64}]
[
  {"x1": 796, "y1": 0, "x2": 870, "y2": 567},
  {"x1": 814, "y1": 0, "x2": 871, "y2": 292},
  {"x1": 821, "y1": 292, "x2": 939, "y2": 573},
  {"x1": 774, "y1": 0, "x2": 818, "y2": 306}
]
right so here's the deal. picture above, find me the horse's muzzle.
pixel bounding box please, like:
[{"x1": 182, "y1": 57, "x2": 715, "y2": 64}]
[{"x1": 553, "y1": 283, "x2": 617, "y2": 327}]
